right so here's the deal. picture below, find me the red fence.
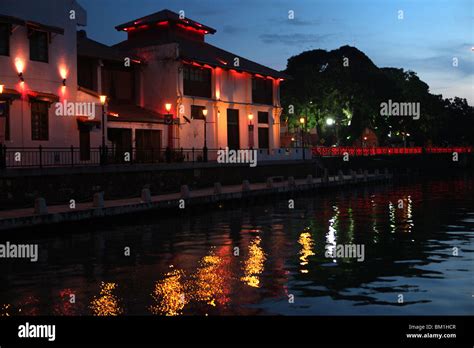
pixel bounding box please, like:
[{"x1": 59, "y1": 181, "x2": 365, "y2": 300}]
[{"x1": 312, "y1": 146, "x2": 473, "y2": 157}]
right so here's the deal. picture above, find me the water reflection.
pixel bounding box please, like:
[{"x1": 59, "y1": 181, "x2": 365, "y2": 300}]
[
  {"x1": 150, "y1": 267, "x2": 187, "y2": 316},
  {"x1": 298, "y1": 229, "x2": 315, "y2": 273},
  {"x1": 241, "y1": 236, "x2": 266, "y2": 288},
  {"x1": 0, "y1": 176, "x2": 473, "y2": 315},
  {"x1": 90, "y1": 282, "x2": 123, "y2": 316}
]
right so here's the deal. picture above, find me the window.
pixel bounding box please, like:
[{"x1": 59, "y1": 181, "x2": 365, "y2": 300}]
[
  {"x1": 183, "y1": 64, "x2": 212, "y2": 98},
  {"x1": 252, "y1": 77, "x2": 273, "y2": 105},
  {"x1": 29, "y1": 30, "x2": 48, "y2": 62},
  {"x1": 258, "y1": 111, "x2": 269, "y2": 124},
  {"x1": 0, "y1": 23, "x2": 9, "y2": 56},
  {"x1": 0, "y1": 101, "x2": 9, "y2": 141},
  {"x1": 191, "y1": 105, "x2": 206, "y2": 120},
  {"x1": 79, "y1": 126, "x2": 91, "y2": 161},
  {"x1": 31, "y1": 101, "x2": 49, "y2": 140}
]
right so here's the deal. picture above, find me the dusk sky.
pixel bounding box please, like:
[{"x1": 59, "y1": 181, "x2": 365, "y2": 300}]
[{"x1": 78, "y1": 0, "x2": 473, "y2": 104}]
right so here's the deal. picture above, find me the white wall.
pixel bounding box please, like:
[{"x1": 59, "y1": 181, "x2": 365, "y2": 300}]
[{"x1": 0, "y1": 0, "x2": 101, "y2": 148}]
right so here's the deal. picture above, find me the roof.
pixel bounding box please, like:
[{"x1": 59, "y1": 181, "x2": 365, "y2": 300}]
[
  {"x1": 77, "y1": 31, "x2": 141, "y2": 63},
  {"x1": 178, "y1": 39, "x2": 289, "y2": 79},
  {"x1": 115, "y1": 37, "x2": 289, "y2": 79},
  {"x1": 115, "y1": 9, "x2": 216, "y2": 34},
  {"x1": 107, "y1": 102, "x2": 165, "y2": 124},
  {"x1": 0, "y1": 14, "x2": 64, "y2": 34}
]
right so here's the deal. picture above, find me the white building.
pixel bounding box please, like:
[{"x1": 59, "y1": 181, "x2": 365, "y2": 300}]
[
  {"x1": 111, "y1": 9, "x2": 287, "y2": 157},
  {"x1": 0, "y1": 0, "x2": 104, "y2": 164}
]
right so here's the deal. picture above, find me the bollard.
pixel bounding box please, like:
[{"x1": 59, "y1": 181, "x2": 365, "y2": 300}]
[
  {"x1": 34, "y1": 197, "x2": 48, "y2": 215},
  {"x1": 288, "y1": 176, "x2": 296, "y2": 187},
  {"x1": 266, "y1": 177, "x2": 274, "y2": 189},
  {"x1": 323, "y1": 169, "x2": 329, "y2": 183},
  {"x1": 242, "y1": 180, "x2": 251, "y2": 192},
  {"x1": 181, "y1": 185, "x2": 190, "y2": 199},
  {"x1": 93, "y1": 192, "x2": 104, "y2": 208},
  {"x1": 306, "y1": 174, "x2": 313, "y2": 185},
  {"x1": 338, "y1": 170, "x2": 344, "y2": 182},
  {"x1": 141, "y1": 188, "x2": 151, "y2": 203},
  {"x1": 214, "y1": 182, "x2": 222, "y2": 195}
]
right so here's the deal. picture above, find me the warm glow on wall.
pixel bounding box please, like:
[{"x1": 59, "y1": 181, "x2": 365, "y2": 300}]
[
  {"x1": 15, "y1": 58, "x2": 24, "y2": 74},
  {"x1": 59, "y1": 67, "x2": 68, "y2": 79}
]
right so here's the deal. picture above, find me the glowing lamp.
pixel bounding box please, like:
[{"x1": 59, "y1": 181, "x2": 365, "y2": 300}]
[
  {"x1": 100, "y1": 95, "x2": 107, "y2": 105},
  {"x1": 248, "y1": 113, "x2": 254, "y2": 122},
  {"x1": 299, "y1": 117, "x2": 305, "y2": 125},
  {"x1": 202, "y1": 108, "x2": 208, "y2": 117},
  {"x1": 165, "y1": 103, "x2": 172, "y2": 112},
  {"x1": 15, "y1": 58, "x2": 24, "y2": 74},
  {"x1": 363, "y1": 136, "x2": 368, "y2": 141},
  {"x1": 0, "y1": 85, "x2": 3, "y2": 94},
  {"x1": 326, "y1": 118, "x2": 335, "y2": 126}
]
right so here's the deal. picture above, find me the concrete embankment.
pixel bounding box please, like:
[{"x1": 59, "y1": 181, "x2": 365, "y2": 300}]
[{"x1": 0, "y1": 170, "x2": 391, "y2": 231}]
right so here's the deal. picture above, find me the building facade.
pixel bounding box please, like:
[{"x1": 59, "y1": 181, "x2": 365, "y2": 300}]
[
  {"x1": 112, "y1": 10, "x2": 287, "y2": 155},
  {"x1": 0, "y1": 0, "x2": 105, "y2": 161}
]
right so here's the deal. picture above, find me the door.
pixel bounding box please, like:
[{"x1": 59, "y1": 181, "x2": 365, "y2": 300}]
[
  {"x1": 79, "y1": 126, "x2": 91, "y2": 161},
  {"x1": 135, "y1": 129, "x2": 161, "y2": 162},
  {"x1": 258, "y1": 127, "x2": 269, "y2": 149},
  {"x1": 108, "y1": 128, "x2": 132, "y2": 162},
  {"x1": 227, "y1": 109, "x2": 239, "y2": 150}
]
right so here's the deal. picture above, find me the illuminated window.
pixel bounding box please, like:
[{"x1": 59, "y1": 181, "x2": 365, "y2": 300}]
[
  {"x1": 0, "y1": 23, "x2": 9, "y2": 56},
  {"x1": 252, "y1": 77, "x2": 273, "y2": 105},
  {"x1": 31, "y1": 101, "x2": 49, "y2": 140},
  {"x1": 29, "y1": 30, "x2": 48, "y2": 63},
  {"x1": 183, "y1": 64, "x2": 211, "y2": 98}
]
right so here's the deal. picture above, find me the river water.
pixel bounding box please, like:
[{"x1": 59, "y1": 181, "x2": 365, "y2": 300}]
[{"x1": 0, "y1": 175, "x2": 473, "y2": 316}]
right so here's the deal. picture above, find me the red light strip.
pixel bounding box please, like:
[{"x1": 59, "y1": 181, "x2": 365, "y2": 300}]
[{"x1": 311, "y1": 147, "x2": 472, "y2": 157}]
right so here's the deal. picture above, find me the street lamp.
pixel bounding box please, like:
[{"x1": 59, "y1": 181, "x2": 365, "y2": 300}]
[
  {"x1": 100, "y1": 95, "x2": 107, "y2": 164},
  {"x1": 326, "y1": 117, "x2": 339, "y2": 145},
  {"x1": 202, "y1": 108, "x2": 208, "y2": 162},
  {"x1": 0, "y1": 85, "x2": 3, "y2": 94},
  {"x1": 299, "y1": 117, "x2": 306, "y2": 159},
  {"x1": 248, "y1": 113, "x2": 254, "y2": 148}
]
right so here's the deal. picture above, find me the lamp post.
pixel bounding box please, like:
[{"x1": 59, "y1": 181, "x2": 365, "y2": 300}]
[
  {"x1": 326, "y1": 117, "x2": 339, "y2": 146},
  {"x1": 299, "y1": 116, "x2": 306, "y2": 160},
  {"x1": 164, "y1": 103, "x2": 173, "y2": 162},
  {"x1": 248, "y1": 113, "x2": 254, "y2": 148},
  {"x1": 202, "y1": 108, "x2": 208, "y2": 162},
  {"x1": 100, "y1": 95, "x2": 107, "y2": 164}
]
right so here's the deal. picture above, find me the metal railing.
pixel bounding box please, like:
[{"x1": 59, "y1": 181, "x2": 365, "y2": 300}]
[{"x1": 0, "y1": 145, "x2": 224, "y2": 169}]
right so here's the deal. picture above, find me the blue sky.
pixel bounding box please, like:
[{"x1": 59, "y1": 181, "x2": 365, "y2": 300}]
[{"x1": 78, "y1": 0, "x2": 473, "y2": 104}]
